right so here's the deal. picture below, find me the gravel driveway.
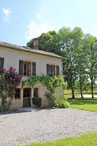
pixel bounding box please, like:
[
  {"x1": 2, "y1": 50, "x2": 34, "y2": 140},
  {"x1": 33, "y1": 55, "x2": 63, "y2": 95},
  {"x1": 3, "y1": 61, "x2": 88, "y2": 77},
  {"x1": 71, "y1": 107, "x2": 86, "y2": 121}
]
[{"x1": 0, "y1": 108, "x2": 97, "y2": 146}]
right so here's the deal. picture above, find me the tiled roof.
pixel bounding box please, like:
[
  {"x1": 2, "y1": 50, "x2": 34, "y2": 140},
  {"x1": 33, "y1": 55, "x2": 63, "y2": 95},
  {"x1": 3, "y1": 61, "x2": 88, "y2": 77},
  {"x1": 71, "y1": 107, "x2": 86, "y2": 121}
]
[{"x1": 0, "y1": 42, "x2": 63, "y2": 59}]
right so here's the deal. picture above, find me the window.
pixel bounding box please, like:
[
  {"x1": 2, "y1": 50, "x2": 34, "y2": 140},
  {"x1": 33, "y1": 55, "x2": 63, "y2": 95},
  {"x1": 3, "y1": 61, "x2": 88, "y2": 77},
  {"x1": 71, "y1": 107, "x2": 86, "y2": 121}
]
[
  {"x1": 23, "y1": 88, "x2": 31, "y2": 97},
  {"x1": 34, "y1": 88, "x2": 38, "y2": 97},
  {"x1": 47, "y1": 64, "x2": 55, "y2": 76},
  {"x1": 47, "y1": 64, "x2": 59, "y2": 76},
  {"x1": 0, "y1": 57, "x2": 4, "y2": 74},
  {"x1": 15, "y1": 89, "x2": 20, "y2": 99},
  {"x1": 19, "y1": 60, "x2": 36, "y2": 76},
  {"x1": 24, "y1": 62, "x2": 31, "y2": 76}
]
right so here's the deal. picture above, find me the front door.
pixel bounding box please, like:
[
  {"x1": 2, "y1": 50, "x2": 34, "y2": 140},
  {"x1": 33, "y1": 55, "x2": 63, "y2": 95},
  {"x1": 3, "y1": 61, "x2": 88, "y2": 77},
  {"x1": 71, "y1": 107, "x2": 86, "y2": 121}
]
[{"x1": 23, "y1": 88, "x2": 31, "y2": 107}]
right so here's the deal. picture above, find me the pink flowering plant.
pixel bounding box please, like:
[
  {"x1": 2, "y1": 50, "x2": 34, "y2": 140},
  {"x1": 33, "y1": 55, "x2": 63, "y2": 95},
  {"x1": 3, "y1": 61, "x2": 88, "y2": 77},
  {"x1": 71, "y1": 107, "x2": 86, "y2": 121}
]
[
  {"x1": 4, "y1": 67, "x2": 22, "y2": 95},
  {"x1": 0, "y1": 67, "x2": 22, "y2": 111}
]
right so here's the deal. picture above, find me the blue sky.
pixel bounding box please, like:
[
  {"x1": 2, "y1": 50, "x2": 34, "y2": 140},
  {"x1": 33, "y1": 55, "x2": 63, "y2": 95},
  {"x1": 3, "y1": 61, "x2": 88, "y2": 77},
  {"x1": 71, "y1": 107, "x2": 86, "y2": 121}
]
[{"x1": 0, "y1": 0, "x2": 97, "y2": 46}]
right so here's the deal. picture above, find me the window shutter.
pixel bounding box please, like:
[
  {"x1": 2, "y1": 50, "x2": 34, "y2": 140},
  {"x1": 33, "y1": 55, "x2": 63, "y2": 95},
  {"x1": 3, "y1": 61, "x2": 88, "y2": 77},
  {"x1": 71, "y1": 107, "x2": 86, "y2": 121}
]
[
  {"x1": 52, "y1": 65, "x2": 55, "y2": 76},
  {"x1": 46, "y1": 64, "x2": 49, "y2": 75},
  {"x1": 56, "y1": 65, "x2": 59, "y2": 76},
  {"x1": 32, "y1": 62, "x2": 36, "y2": 75},
  {"x1": 0, "y1": 57, "x2": 4, "y2": 74},
  {"x1": 19, "y1": 60, "x2": 24, "y2": 75}
]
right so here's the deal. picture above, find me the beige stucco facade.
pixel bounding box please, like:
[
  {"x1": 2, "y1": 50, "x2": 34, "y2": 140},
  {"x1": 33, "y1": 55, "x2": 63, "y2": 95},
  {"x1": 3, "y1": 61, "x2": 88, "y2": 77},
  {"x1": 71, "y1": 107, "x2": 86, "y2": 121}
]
[{"x1": 0, "y1": 46, "x2": 63, "y2": 109}]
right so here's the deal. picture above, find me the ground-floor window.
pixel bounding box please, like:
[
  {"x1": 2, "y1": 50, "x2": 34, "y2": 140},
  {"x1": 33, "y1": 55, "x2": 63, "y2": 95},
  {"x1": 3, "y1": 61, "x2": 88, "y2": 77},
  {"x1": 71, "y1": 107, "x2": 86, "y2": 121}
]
[
  {"x1": 34, "y1": 88, "x2": 38, "y2": 97},
  {"x1": 23, "y1": 88, "x2": 31, "y2": 97},
  {"x1": 15, "y1": 89, "x2": 20, "y2": 99}
]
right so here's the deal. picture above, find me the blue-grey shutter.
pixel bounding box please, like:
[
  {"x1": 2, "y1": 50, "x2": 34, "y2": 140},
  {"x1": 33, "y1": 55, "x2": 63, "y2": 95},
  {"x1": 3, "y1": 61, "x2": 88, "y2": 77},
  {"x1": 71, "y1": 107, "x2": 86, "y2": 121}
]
[
  {"x1": 0, "y1": 57, "x2": 4, "y2": 74},
  {"x1": 32, "y1": 62, "x2": 36, "y2": 75},
  {"x1": 46, "y1": 64, "x2": 49, "y2": 75},
  {"x1": 19, "y1": 60, "x2": 24, "y2": 75},
  {"x1": 56, "y1": 65, "x2": 59, "y2": 76}
]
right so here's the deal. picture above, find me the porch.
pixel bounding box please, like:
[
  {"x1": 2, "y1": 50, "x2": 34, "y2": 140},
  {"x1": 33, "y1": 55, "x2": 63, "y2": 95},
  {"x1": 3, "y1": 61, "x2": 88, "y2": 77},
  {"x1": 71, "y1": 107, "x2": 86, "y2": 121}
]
[{"x1": 10, "y1": 84, "x2": 49, "y2": 109}]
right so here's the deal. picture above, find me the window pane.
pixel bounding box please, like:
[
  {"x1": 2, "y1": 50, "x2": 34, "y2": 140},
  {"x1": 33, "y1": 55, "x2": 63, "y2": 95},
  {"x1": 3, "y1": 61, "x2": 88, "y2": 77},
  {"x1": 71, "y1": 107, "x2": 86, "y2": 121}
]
[
  {"x1": 27, "y1": 64, "x2": 31, "y2": 75},
  {"x1": 24, "y1": 62, "x2": 31, "y2": 76},
  {"x1": 48, "y1": 65, "x2": 52, "y2": 76},
  {"x1": 24, "y1": 88, "x2": 31, "y2": 97},
  {"x1": 15, "y1": 89, "x2": 20, "y2": 99},
  {"x1": 52, "y1": 65, "x2": 55, "y2": 76},
  {"x1": 47, "y1": 64, "x2": 55, "y2": 77}
]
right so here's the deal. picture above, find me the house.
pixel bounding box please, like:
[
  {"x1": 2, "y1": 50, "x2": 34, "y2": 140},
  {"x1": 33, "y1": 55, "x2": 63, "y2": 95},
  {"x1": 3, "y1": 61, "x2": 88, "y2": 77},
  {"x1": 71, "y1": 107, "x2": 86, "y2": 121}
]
[{"x1": 0, "y1": 39, "x2": 64, "y2": 109}]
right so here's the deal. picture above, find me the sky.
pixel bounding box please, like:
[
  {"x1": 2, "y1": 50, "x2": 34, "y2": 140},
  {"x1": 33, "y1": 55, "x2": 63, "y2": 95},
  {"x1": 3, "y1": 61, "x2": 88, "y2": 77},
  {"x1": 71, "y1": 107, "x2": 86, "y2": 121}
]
[{"x1": 0, "y1": 0, "x2": 97, "y2": 46}]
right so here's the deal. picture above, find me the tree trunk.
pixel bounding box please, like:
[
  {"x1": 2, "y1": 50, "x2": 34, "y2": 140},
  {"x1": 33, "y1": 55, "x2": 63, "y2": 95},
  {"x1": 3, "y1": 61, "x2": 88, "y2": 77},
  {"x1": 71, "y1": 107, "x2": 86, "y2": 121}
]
[
  {"x1": 91, "y1": 81, "x2": 94, "y2": 98},
  {"x1": 71, "y1": 88, "x2": 75, "y2": 99},
  {"x1": 80, "y1": 90, "x2": 83, "y2": 98},
  {"x1": 79, "y1": 76, "x2": 83, "y2": 98},
  {"x1": 1, "y1": 96, "x2": 6, "y2": 112}
]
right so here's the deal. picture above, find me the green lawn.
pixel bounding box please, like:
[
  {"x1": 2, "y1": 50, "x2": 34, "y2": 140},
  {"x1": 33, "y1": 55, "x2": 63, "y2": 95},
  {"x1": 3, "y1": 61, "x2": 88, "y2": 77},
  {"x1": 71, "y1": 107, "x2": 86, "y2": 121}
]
[
  {"x1": 69, "y1": 98, "x2": 97, "y2": 112},
  {"x1": 27, "y1": 133, "x2": 97, "y2": 146}
]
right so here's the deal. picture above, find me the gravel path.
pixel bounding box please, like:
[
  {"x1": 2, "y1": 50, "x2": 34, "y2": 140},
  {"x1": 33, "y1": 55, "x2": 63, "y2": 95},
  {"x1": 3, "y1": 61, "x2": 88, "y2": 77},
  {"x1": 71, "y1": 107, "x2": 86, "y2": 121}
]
[{"x1": 0, "y1": 108, "x2": 97, "y2": 146}]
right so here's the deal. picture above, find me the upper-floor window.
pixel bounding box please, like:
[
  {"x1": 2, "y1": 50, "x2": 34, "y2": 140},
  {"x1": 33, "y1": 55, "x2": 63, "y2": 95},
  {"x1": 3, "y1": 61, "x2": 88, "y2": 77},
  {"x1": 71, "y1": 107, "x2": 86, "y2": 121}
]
[
  {"x1": 19, "y1": 60, "x2": 36, "y2": 76},
  {"x1": 24, "y1": 61, "x2": 31, "y2": 76},
  {"x1": 0, "y1": 57, "x2": 4, "y2": 74},
  {"x1": 46, "y1": 64, "x2": 59, "y2": 76}
]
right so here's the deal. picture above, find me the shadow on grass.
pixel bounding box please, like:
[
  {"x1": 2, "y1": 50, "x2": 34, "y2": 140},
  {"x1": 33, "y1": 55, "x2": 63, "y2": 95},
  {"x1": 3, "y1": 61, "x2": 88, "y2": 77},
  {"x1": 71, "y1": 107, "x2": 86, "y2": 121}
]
[{"x1": 69, "y1": 98, "x2": 97, "y2": 105}]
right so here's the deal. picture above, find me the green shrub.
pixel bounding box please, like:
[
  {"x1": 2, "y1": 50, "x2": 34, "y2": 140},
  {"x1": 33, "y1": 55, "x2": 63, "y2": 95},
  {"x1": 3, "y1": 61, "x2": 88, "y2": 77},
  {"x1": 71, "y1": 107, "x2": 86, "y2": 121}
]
[
  {"x1": 45, "y1": 91, "x2": 56, "y2": 107},
  {"x1": 32, "y1": 97, "x2": 42, "y2": 107},
  {"x1": 55, "y1": 100, "x2": 70, "y2": 108}
]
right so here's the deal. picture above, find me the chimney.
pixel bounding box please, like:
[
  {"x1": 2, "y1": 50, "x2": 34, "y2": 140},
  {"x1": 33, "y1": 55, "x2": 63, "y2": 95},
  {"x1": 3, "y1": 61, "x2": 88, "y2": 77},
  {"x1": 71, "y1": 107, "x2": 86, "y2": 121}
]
[{"x1": 33, "y1": 38, "x2": 38, "y2": 49}]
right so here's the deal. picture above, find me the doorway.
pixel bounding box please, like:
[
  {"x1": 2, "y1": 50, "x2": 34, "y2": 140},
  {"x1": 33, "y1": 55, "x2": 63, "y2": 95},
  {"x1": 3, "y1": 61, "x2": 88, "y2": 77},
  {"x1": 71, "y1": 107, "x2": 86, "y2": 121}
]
[{"x1": 23, "y1": 88, "x2": 31, "y2": 107}]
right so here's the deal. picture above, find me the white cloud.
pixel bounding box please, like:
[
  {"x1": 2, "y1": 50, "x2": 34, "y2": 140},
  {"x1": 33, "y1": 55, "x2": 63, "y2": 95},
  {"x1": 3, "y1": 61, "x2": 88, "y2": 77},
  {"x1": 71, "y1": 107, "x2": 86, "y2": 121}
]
[
  {"x1": 40, "y1": 8, "x2": 43, "y2": 15},
  {"x1": 26, "y1": 21, "x2": 55, "y2": 40},
  {"x1": 37, "y1": 13, "x2": 41, "y2": 19},
  {"x1": 2, "y1": 8, "x2": 11, "y2": 15},
  {"x1": 37, "y1": 8, "x2": 44, "y2": 19},
  {"x1": 2, "y1": 8, "x2": 11, "y2": 22}
]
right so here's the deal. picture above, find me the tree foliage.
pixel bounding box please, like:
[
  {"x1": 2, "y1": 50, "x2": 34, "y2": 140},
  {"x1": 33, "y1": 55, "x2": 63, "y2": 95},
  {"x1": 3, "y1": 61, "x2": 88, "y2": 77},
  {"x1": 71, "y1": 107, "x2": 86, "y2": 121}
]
[
  {"x1": 27, "y1": 26, "x2": 97, "y2": 98},
  {"x1": 59, "y1": 27, "x2": 84, "y2": 98},
  {"x1": 27, "y1": 31, "x2": 61, "y2": 55},
  {"x1": 83, "y1": 35, "x2": 97, "y2": 98}
]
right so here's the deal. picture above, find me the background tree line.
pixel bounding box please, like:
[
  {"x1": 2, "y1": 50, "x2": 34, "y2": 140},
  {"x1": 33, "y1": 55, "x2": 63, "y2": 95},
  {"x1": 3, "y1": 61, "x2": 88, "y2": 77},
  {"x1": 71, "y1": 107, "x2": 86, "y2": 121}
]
[{"x1": 27, "y1": 27, "x2": 97, "y2": 99}]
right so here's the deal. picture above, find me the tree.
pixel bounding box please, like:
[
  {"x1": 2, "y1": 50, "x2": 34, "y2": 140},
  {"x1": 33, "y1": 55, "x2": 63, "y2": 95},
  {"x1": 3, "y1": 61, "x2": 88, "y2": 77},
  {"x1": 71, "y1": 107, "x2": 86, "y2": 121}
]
[
  {"x1": 83, "y1": 34, "x2": 97, "y2": 98},
  {"x1": 27, "y1": 31, "x2": 61, "y2": 55},
  {"x1": 59, "y1": 27, "x2": 84, "y2": 98},
  {"x1": 76, "y1": 37, "x2": 89, "y2": 98}
]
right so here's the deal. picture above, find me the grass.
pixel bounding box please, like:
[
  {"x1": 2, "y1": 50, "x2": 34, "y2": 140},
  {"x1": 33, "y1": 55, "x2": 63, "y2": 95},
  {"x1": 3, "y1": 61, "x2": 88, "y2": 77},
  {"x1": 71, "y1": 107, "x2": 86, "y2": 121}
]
[
  {"x1": 27, "y1": 133, "x2": 97, "y2": 146},
  {"x1": 69, "y1": 98, "x2": 97, "y2": 112},
  {"x1": 64, "y1": 89, "x2": 97, "y2": 95}
]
